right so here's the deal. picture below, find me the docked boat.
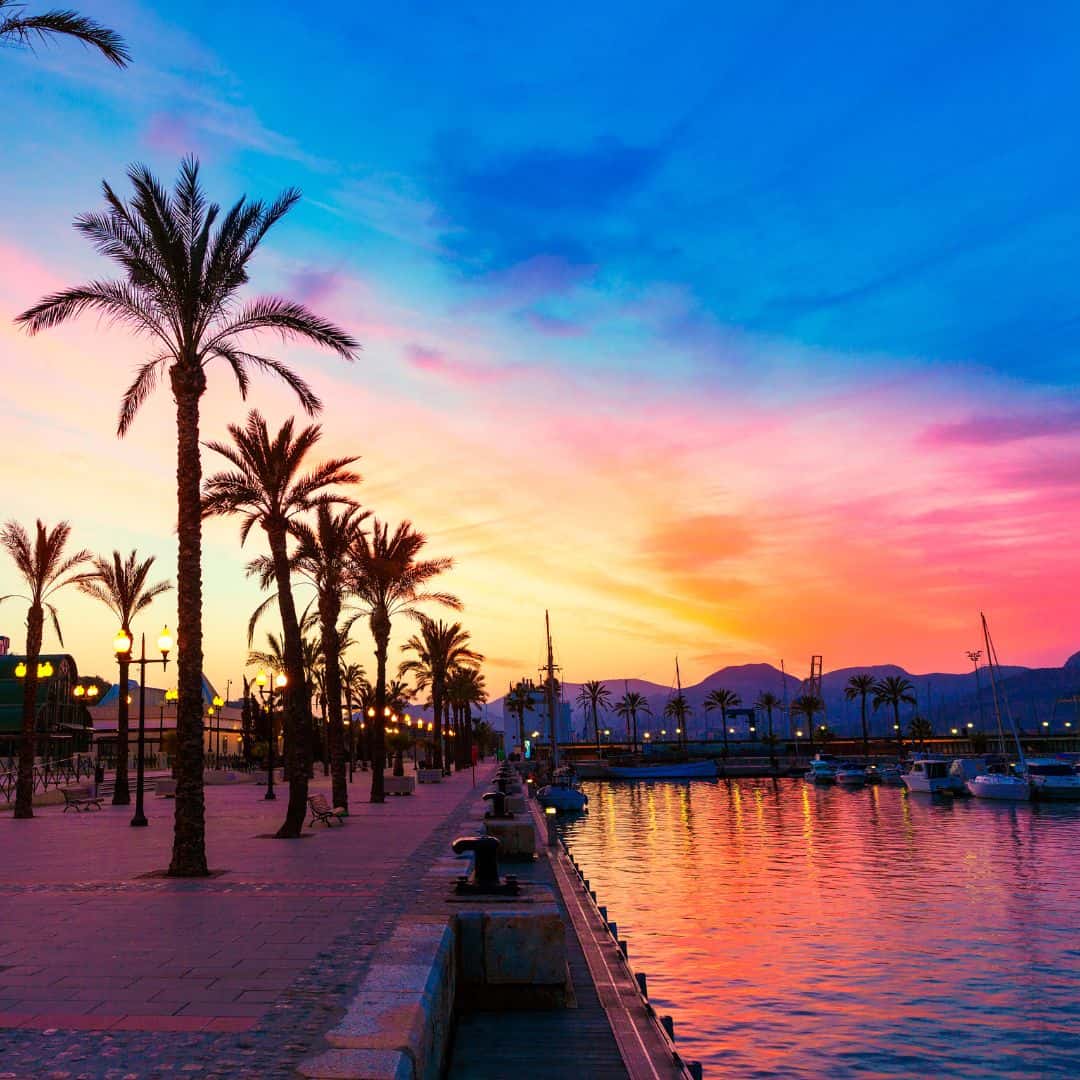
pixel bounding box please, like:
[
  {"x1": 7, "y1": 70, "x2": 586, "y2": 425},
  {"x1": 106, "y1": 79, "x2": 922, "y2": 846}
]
[
  {"x1": 805, "y1": 757, "x2": 838, "y2": 784},
  {"x1": 1026, "y1": 759, "x2": 1080, "y2": 801},
  {"x1": 537, "y1": 767, "x2": 589, "y2": 811},
  {"x1": 835, "y1": 763, "x2": 868, "y2": 786},
  {"x1": 966, "y1": 771, "x2": 1030, "y2": 801},
  {"x1": 607, "y1": 759, "x2": 717, "y2": 780},
  {"x1": 902, "y1": 756, "x2": 961, "y2": 794},
  {"x1": 866, "y1": 763, "x2": 904, "y2": 785}
]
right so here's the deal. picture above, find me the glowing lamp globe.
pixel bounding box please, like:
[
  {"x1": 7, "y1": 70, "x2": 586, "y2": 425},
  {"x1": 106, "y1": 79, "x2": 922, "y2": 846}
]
[{"x1": 113, "y1": 629, "x2": 133, "y2": 656}]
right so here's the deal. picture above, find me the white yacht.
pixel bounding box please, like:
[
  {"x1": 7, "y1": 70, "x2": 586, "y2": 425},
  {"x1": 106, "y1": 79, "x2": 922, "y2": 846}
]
[
  {"x1": 1026, "y1": 759, "x2": 1080, "y2": 801},
  {"x1": 966, "y1": 771, "x2": 1030, "y2": 801},
  {"x1": 902, "y1": 757, "x2": 960, "y2": 794}
]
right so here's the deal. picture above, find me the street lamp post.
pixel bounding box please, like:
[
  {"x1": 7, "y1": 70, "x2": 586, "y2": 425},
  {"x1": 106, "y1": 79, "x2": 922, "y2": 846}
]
[
  {"x1": 254, "y1": 671, "x2": 286, "y2": 800},
  {"x1": 113, "y1": 626, "x2": 172, "y2": 828},
  {"x1": 966, "y1": 649, "x2": 986, "y2": 734}
]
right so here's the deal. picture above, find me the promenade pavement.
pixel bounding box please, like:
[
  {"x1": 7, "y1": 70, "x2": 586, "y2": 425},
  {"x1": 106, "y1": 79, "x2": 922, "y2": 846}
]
[{"x1": 0, "y1": 763, "x2": 492, "y2": 1079}]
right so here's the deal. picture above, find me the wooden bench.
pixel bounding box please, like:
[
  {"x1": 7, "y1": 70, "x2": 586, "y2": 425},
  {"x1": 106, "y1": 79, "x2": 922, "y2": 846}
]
[
  {"x1": 417, "y1": 768, "x2": 442, "y2": 784},
  {"x1": 155, "y1": 778, "x2": 177, "y2": 798},
  {"x1": 384, "y1": 775, "x2": 416, "y2": 796},
  {"x1": 62, "y1": 786, "x2": 103, "y2": 813},
  {"x1": 308, "y1": 794, "x2": 346, "y2": 828}
]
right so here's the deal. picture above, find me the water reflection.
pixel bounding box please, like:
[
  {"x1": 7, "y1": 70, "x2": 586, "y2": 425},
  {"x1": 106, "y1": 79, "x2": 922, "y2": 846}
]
[{"x1": 560, "y1": 779, "x2": 1080, "y2": 1078}]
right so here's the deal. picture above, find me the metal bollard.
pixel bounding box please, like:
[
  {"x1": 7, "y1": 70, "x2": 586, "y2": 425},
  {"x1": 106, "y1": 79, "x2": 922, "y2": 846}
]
[
  {"x1": 660, "y1": 1014, "x2": 674, "y2": 1040},
  {"x1": 635, "y1": 971, "x2": 648, "y2": 998},
  {"x1": 688, "y1": 1062, "x2": 704, "y2": 1080},
  {"x1": 618, "y1": 939, "x2": 628, "y2": 959},
  {"x1": 599, "y1": 905, "x2": 608, "y2": 921},
  {"x1": 607, "y1": 921, "x2": 618, "y2": 938}
]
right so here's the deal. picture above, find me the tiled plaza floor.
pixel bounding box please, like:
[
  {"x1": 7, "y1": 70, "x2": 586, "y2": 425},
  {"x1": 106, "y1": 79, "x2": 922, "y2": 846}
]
[{"x1": 0, "y1": 764, "x2": 492, "y2": 1079}]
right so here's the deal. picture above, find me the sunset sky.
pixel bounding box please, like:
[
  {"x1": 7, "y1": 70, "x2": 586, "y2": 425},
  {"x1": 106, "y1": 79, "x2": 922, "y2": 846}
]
[{"x1": 3, "y1": 2, "x2": 1080, "y2": 699}]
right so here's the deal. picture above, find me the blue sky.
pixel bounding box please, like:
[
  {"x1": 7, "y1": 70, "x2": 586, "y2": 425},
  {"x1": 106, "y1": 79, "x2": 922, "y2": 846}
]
[{"x1": 3, "y1": 1, "x2": 1080, "y2": 688}]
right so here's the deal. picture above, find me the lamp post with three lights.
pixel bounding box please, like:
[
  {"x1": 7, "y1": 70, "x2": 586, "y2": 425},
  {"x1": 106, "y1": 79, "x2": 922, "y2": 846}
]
[
  {"x1": 254, "y1": 670, "x2": 287, "y2": 800},
  {"x1": 112, "y1": 626, "x2": 172, "y2": 828}
]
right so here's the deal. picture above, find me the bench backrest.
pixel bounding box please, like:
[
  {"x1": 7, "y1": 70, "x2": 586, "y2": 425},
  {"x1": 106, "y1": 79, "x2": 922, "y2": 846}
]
[
  {"x1": 310, "y1": 795, "x2": 331, "y2": 811},
  {"x1": 64, "y1": 786, "x2": 93, "y2": 799}
]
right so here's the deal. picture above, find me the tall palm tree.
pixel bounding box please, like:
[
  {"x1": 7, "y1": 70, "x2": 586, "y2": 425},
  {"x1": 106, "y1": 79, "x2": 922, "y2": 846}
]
[
  {"x1": 77, "y1": 550, "x2": 171, "y2": 804},
  {"x1": 613, "y1": 690, "x2": 648, "y2": 752},
  {"x1": 663, "y1": 693, "x2": 691, "y2": 747},
  {"x1": 17, "y1": 159, "x2": 359, "y2": 875},
  {"x1": 347, "y1": 519, "x2": 457, "y2": 802},
  {"x1": 202, "y1": 410, "x2": 359, "y2": 838},
  {"x1": 755, "y1": 691, "x2": 782, "y2": 772},
  {"x1": 872, "y1": 675, "x2": 917, "y2": 754},
  {"x1": 340, "y1": 659, "x2": 366, "y2": 767},
  {"x1": 1, "y1": 1, "x2": 129, "y2": 65},
  {"x1": 909, "y1": 715, "x2": 933, "y2": 749},
  {"x1": 844, "y1": 673, "x2": 876, "y2": 759},
  {"x1": 704, "y1": 688, "x2": 741, "y2": 759},
  {"x1": 576, "y1": 680, "x2": 612, "y2": 753},
  {"x1": 400, "y1": 618, "x2": 483, "y2": 776},
  {"x1": 789, "y1": 693, "x2": 824, "y2": 749},
  {"x1": 448, "y1": 665, "x2": 487, "y2": 767},
  {"x1": 286, "y1": 504, "x2": 369, "y2": 811},
  {"x1": 504, "y1": 681, "x2": 536, "y2": 757},
  {"x1": 0, "y1": 519, "x2": 90, "y2": 818}
]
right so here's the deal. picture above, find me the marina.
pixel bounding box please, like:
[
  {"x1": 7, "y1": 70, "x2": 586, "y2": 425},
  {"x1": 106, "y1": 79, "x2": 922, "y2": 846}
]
[{"x1": 559, "y1": 776, "x2": 1080, "y2": 1078}]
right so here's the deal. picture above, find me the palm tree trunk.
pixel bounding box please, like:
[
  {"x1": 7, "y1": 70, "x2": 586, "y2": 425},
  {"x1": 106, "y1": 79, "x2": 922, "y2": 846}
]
[
  {"x1": 370, "y1": 610, "x2": 389, "y2": 803},
  {"x1": 319, "y1": 597, "x2": 348, "y2": 812},
  {"x1": 13, "y1": 605, "x2": 44, "y2": 819},
  {"x1": 168, "y1": 380, "x2": 209, "y2": 877},
  {"x1": 267, "y1": 527, "x2": 309, "y2": 838},
  {"x1": 860, "y1": 694, "x2": 869, "y2": 759},
  {"x1": 113, "y1": 651, "x2": 131, "y2": 804},
  {"x1": 433, "y1": 682, "x2": 444, "y2": 772}
]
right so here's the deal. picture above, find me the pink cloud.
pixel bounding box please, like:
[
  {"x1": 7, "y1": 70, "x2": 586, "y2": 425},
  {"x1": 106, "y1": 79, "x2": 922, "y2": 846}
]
[
  {"x1": 287, "y1": 268, "x2": 345, "y2": 308},
  {"x1": 921, "y1": 408, "x2": 1080, "y2": 447},
  {"x1": 144, "y1": 112, "x2": 203, "y2": 159},
  {"x1": 404, "y1": 343, "x2": 508, "y2": 386}
]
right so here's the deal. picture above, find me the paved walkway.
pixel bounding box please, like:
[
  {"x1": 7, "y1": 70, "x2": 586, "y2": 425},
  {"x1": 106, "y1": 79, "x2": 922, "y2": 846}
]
[{"x1": 0, "y1": 764, "x2": 492, "y2": 1079}]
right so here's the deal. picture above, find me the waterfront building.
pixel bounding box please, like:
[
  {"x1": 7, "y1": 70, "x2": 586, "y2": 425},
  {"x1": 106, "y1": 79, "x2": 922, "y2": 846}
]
[{"x1": 0, "y1": 653, "x2": 94, "y2": 760}]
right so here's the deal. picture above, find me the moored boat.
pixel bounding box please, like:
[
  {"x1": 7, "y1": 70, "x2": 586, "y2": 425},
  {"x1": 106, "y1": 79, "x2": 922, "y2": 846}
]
[
  {"x1": 1026, "y1": 758, "x2": 1080, "y2": 801},
  {"x1": 805, "y1": 757, "x2": 837, "y2": 784},
  {"x1": 966, "y1": 772, "x2": 1030, "y2": 801},
  {"x1": 835, "y1": 763, "x2": 868, "y2": 786},
  {"x1": 866, "y1": 763, "x2": 904, "y2": 785},
  {"x1": 903, "y1": 756, "x2": 962, "y2": 794},
  {"x1": 537, "y1": 768, "x2": 589, "y2": 810}
]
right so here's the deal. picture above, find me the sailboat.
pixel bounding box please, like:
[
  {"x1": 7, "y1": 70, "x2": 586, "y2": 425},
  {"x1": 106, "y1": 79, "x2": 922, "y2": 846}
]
[
  {"x1": 607, "y1": 658, "x2": 717, "y2": 780},
  {"x1": 966, "y1": 613, "x2": 1030, "y2": 802},
  {"x1": 535, "y1": 611, "x2": 588, "y2": 811}
]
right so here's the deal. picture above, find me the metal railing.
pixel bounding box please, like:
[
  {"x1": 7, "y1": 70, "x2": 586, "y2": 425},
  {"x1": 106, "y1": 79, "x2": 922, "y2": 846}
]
[{"x1": 0, "y1": 755, "x2": 97, "y2": 804}]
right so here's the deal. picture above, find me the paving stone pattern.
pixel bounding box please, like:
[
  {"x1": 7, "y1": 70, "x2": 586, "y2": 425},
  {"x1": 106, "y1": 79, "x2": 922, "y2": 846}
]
[{"x1": 0, "y1": 766, "x2": 493, "y2": 1079}]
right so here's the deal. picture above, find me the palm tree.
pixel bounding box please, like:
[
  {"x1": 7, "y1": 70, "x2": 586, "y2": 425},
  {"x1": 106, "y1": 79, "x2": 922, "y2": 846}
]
[
  {"x1": 0, "y1": 519, "x2": 90, "y2": 818},
  {"x1": 909, "y1": 715, "x2": 933, "y2": 750},
  {"x1": 287, "y1": 504, "x2": 369, "y2": 811},
  {"x1": 77, "y1": 550, "x2": 171, "y2": 804},
  {"x1": 844, "y1": 673, "x2": 876, "y2": 759},
  {"x1": 203, "y1": 410, "x2": 359, "y2": 838},
  {"x1": 613, "y1": 690, "x2": 648, "y2": 752},
  {"x1": 576, "y1": 680, "x2": 612, "y2": 753},
  {"x1": 872, "y1": 675, "x2": 917, "y2": 754},
  {"x1": 340, "y1": 660, "x2": 366, "y2": 767},
  {"x1": 1, "y1": 1, "x2": 129, "y2": 65},
  {"x1": 17, "y1": 159, "x2": 359, "y2": 876},
  {"x1": 504, "y1": 681, "x2": 536, "y2": 757},
  {"x1": 400, "y1": 618, "x2": 483, "y2": 776},
  {"x1": 704, "y1": 688, "x2": 741, "y2": 760},
  {"x1": 755, "y1": 691, "x2": 782, "y2": 772},
  {"x1": 789, "y1": 693, "x2": 824, "y2": 750},
  {"x1": 663, "y1": 693, "x2": 691, "y2": 747},
  {"x1": 448, "y1": 666, "x2": 487, "y2": 768},
  {"x1": 347, "y1": 519, "x2": 457, "y2": 802}
]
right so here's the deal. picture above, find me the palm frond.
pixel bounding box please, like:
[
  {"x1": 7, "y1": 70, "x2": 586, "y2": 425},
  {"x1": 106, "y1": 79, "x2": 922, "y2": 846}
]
[{"x1": 0, "y1": 5, "x2": 131, "y2": 66}]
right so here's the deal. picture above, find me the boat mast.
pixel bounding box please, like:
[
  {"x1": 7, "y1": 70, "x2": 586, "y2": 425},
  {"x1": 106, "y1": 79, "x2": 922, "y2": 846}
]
[
  {"x1": 981, "y1": 612, "x2": 1026, "y2": 768},
  {"x1": 675, "y1": 656, "x2": 683, "y2": 748},
  {"x1": 545, "y1": 610, "x2": 560, "y2": 769}
]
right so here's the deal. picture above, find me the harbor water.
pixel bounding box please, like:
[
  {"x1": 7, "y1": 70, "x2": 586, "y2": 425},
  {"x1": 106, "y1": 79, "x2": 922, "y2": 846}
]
[{"x1": 560, "y1": 778, "x2": 1080, "y2": 1078}]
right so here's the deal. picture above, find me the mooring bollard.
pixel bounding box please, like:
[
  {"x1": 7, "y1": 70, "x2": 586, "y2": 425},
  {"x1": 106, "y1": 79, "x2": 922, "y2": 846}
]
[
  {"x1": 688, "y1": 1061, "x2": 703, "y2": 1080},
  {"x1": 608, "y1": 921, "x2": 618, "y2": 938},
  {"x1": 636, "y1": 971, "x2": 648, "y2": 998},
  {"x1": 482, "y1": 790, "x2": 513, "y2": 819},
  {"x1": 599, "y1": 905, "x2": 608, "y2": 921},
  {"x1": 660, "y1": 1014, "x2": 674, "y2": 1040},
  {"x1": 618, "y1": 939, "x2": 628, "y2": 959},
  {"x1": 451, "y1": 834, "x2": 520, "y2": 896}
]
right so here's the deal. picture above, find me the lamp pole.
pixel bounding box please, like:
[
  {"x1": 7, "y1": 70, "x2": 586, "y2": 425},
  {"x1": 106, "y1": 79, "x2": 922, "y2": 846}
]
[
  {"x1": 114, "y1": 626, "x2": 172, "y2": 828},
  {"x1": 255, "y1": 671, "x2": 286, "y2": 799},
  {"x1": 966, "y1": 649, "x2": 986, "y2": 734}
]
